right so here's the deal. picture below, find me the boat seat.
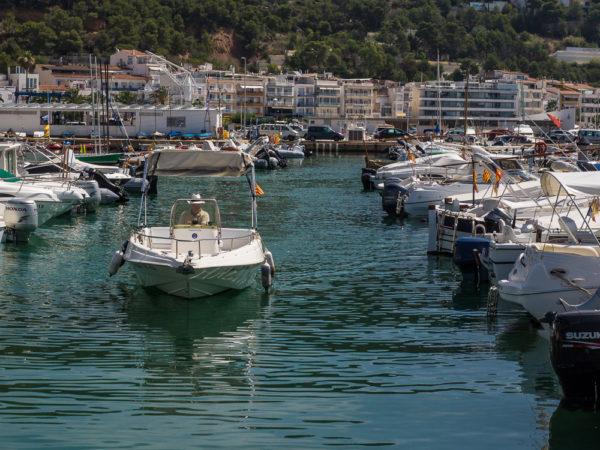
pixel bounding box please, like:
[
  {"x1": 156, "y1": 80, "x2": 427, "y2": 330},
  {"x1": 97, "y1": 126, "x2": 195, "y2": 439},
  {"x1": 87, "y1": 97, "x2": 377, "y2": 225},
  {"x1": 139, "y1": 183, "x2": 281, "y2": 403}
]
[
  {"x1": 531, "y1": 242, "x2": 600, "y2": 258},
  {"x1": 171, "y1": 226, "x2": 219, "y2": 256}
]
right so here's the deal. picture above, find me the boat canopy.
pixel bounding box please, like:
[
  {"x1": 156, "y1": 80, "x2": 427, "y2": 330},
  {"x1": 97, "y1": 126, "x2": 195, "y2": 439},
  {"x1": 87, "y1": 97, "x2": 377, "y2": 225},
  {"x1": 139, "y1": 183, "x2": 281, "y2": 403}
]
[
  {"x1": 146, "y1": 149, "x2": 254, "y2": 178},
  {"x1": 541, "y1": 171, "x2": 600, "y2": 197}
]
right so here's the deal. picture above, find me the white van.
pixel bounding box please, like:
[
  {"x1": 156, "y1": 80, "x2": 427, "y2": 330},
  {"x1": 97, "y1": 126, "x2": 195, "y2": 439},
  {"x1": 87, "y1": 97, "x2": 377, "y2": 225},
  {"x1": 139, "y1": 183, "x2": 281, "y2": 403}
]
[
  {"x1": 257, "y1": 123, "x2": 301, "y2": 140},
  {"x1": 513, "y1": 123, "x2": 535, "y2": 139}
]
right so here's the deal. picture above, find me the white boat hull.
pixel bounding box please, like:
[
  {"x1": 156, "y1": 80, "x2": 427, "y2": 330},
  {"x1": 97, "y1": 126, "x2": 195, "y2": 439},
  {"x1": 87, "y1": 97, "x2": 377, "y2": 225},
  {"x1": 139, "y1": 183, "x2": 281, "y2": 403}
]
[
  {"x1": 497, "y1": 243, "x2": 600, "y2": 323},
  {"x1": 123, "y1": 227, "x2": 265, "y2": 298}
]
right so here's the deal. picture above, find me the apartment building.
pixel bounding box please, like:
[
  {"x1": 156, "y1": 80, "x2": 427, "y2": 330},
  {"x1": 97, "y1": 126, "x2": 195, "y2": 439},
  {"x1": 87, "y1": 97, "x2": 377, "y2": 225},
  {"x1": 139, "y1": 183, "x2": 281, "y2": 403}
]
[
  {"x1": 265, "y1": 75, "x2": 295, "y2": 117},
  {"x1": 236, "y1": 75, "x2": 265, "y2": 117},
  {"x1": 412, "y1": 79, "x2": 520, "y2": 129},
  {"x1": 315, "y1": 79, "x2": 341, "y2": 118},
  {"x1": 295, "y1": 75, "x2": 316, "y2": 118},
  {"x1": 342, "y1": 79, "x2": 375, "y2": 118}
]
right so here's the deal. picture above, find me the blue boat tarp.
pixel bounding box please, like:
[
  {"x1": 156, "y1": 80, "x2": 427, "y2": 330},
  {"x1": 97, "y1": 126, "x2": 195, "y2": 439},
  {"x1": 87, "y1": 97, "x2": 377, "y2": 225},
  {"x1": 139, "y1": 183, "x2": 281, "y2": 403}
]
[
  {"x1": 167, "y1": 131, "x2": 182, "y2": 138},
  {"x1": 197, "y1": 132, "x2": 213, "y2": 138}
]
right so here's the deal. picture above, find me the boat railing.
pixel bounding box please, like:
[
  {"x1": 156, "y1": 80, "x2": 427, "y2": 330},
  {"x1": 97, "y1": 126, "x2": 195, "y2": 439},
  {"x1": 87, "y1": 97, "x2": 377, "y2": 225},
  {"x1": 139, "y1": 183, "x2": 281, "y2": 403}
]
[{"x1": 135, "y1": 230, "x2": 254, "y2": 256}]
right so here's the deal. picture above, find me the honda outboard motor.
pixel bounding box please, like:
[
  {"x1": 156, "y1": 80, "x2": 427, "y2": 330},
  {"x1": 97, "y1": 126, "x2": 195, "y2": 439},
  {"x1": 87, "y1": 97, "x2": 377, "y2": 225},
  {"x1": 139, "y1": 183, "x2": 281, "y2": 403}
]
[
  {"x1": 2, "y1": 199, "x2": 38, "y2": 243},
  {"x1": 361, "y1": 168, "x2": 376, "y2": 191},
  {"x1": 83, "y1": 168, "x2": 129, "y2": 203},
  {"x1": 381, "y1": 178, "x2": 408, "y2": 216},
  {"x1": 550, "y1": 310, "x2": 600, "y2": 406}
]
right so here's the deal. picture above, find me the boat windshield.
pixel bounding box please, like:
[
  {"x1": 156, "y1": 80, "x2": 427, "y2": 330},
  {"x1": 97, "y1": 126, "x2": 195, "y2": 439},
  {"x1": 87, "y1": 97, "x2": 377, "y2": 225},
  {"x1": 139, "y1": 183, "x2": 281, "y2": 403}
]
[{"x1": 170, "y1": 198, "x2": 220, "y2": 229}]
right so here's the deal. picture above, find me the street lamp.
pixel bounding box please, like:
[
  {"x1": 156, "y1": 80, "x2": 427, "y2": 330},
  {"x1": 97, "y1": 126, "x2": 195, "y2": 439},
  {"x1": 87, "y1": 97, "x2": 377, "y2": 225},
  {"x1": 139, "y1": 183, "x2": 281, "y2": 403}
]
[{"x1": 241, "y1": 57, "x2": 247, "y2": 131}]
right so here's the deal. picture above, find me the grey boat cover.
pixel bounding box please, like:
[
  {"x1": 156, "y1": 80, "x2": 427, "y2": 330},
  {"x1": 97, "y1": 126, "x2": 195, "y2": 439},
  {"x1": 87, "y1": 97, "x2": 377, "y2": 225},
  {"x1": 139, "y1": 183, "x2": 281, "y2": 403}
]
[{"x1": 146, "y1": 149, "x2": 253, "y2": 178}]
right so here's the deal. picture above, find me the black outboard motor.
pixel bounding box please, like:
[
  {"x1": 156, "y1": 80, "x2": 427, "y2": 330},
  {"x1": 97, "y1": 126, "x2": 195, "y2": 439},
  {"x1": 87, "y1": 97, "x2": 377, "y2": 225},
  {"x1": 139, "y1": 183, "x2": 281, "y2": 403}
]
[
  {"x1": 83, "y1": 168, "x2": 129, "y2": 203},
  {"x1": 550, "y1": 310, "x2": 600, "y2": 406},
  {"x1": 361, "y1": 168, "x2": 377, "y2": 191},
  {"x1": 483, "y1": 208, "x2": 513, "y2": 233},
  {"x1": 381, "y1": 178, "x2": 408, "y2": 216}
]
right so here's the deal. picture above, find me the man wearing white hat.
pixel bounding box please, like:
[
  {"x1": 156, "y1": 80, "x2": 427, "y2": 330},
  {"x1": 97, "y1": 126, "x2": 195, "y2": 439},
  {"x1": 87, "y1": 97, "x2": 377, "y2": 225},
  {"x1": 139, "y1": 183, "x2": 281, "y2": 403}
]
[{"x1": 179, "y1": 194, "x2": 210, "y2": 225}]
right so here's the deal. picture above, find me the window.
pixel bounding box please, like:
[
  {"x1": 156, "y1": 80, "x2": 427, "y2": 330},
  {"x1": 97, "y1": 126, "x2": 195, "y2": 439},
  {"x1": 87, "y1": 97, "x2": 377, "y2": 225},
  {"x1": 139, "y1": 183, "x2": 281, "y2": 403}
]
[{"x1": 167, "y1": 117, "x2": 185, "y2": 127}]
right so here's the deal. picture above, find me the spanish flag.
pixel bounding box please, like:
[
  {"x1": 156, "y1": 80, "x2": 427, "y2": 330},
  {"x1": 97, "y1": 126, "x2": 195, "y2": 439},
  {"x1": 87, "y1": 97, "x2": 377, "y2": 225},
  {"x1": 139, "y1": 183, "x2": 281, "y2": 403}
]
[
  {"x1": 493, "y1": 168, "x2": 503, "y2": 195},
  {"x1": 255, "y1": 183, "x2": 264, "y2": 197},
  {"x1": 407, "y1": 150, "x2": 416, "y2": 163},
  {"x1": 473, "y1": 169, "x2": 479, "y2": 193},
  {"x1": 482, "y1": 169, "x2": 491, "y2": 183}
]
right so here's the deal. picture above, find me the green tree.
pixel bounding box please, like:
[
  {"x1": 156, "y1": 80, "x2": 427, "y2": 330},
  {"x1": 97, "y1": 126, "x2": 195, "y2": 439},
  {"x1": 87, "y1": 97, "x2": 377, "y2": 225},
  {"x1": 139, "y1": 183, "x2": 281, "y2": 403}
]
[
  {"x1": 151, "y1": 86, "x2": 169, "y2": 105},
  {"x1": 114, "y1": 91, "x2": 137, "y2": 105},
  {"x1": 17, "y1": 51, "x2": 36, "y2": 92},
  {"x1": 546, "y1": 98, "x2": 558, "y2": 112}
]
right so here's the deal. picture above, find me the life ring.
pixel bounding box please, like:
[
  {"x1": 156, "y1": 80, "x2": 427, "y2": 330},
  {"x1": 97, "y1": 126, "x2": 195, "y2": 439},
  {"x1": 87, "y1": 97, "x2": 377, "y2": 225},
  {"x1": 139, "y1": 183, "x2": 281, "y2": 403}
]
[{"x1": 534, "y1": 141, "x2": 547, "y2": 154}]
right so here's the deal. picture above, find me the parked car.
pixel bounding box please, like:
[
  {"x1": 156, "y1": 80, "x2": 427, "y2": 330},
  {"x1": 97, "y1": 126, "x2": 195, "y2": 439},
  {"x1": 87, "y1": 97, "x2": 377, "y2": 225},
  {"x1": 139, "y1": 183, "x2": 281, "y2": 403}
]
[
  {"x1": 257, "y1": 123, "x2": 301, "y2": 141},
  {"x1": 548, "y1": 130, "x2": 575, "y2": 141},
  {"x1": 444, "y1": 129, "x2": 476, "y2": 143},
  {"x1": 306, "y1": 125, "x2": 343, "y2": 141},
  {"x1": 374, "y1": 128, "x2": 411, "y2": 140}
]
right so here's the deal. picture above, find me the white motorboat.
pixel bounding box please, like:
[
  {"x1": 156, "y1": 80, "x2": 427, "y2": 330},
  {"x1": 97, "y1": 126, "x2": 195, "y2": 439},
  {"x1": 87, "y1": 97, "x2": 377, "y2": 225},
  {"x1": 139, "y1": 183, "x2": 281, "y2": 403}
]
[
  {"x1": 400, "y1": 153, "x2": 540, "y2": 217},
  {"x1": 373, "y1": 148, "x2": 467, "y2": 190},
  {"x1": 111, "y1": 149, "x2": 274, "y2": 299},
  {"x1": 496, "y1": 171, "x2": 600, "y2": 324}
]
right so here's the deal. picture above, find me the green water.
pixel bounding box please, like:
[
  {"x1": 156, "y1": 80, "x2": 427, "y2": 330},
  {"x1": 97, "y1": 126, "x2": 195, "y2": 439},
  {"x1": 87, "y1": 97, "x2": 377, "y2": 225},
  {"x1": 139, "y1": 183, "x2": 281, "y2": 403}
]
[{"x1": 0, "y1": 155, "x2": 598, "y2": 448}]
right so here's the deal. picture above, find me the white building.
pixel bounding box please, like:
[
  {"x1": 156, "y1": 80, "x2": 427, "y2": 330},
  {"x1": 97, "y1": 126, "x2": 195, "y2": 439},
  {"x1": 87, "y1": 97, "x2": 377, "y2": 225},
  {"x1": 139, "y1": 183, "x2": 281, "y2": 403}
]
[
  {"x1": 412, "y1": 79, "x2": 520, "y2": 130},
  {"x1": 0, "y1": 103, "x2": 222, "y2": 138}
]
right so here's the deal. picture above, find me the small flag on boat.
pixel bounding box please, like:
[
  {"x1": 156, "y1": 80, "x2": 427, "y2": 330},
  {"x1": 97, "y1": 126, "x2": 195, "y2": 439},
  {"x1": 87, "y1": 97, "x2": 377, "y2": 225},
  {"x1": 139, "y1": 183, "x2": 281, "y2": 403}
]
[
  {"x1": 493, "y1": 168, "x2": 503, "y2": 195},
  {"x1": 407, "y1": 150, "x2": 416, "y2": 162},
  {"x1": 255, "y1": 183, "x2": 264, "y2": 197},
  {"x1": 588, "y1": 197, "x2": 599, "y2": 222},
  {"x1": 482, "y1": 169, "x2": 491, "y2": 183},
  {"x1": 472, "y1": 169, "x2": 479, "y2": 193}
]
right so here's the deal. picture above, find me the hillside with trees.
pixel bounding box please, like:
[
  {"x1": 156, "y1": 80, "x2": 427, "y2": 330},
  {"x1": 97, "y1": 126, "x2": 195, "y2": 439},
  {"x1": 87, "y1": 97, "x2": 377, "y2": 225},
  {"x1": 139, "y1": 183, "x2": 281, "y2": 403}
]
[{"x1": 1, "y1": 0, "x2": 600, "y2": 83}]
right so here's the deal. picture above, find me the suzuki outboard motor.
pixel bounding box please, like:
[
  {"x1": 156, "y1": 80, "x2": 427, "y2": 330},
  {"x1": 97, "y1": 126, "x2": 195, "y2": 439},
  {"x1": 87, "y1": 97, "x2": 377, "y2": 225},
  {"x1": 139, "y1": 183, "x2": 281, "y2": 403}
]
[
  {"x1": 381, "y1": 178, "x2": 408, "y2": 216},
  {"x1": 550, "y1": 310, "x2": 600, "y2": 406}
]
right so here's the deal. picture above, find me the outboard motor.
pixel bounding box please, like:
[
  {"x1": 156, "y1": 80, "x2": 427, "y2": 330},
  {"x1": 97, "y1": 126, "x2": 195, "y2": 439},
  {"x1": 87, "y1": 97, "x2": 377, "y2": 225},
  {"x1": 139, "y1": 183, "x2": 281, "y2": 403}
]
[
  {"x1": 381, "y1": 178, "x2": 408, "y2": 216},
  {"x1": 3, "y1": 199, "x2": 38, "y2": 243},
  {"x1": 453, "y1": 236, "x2": 490, "y2": 283},
  {"x1": 361, "y1": 168, "x2": 377, "y2": 191},
  {"x1": 483, "y1": 208, "x2": 513, "y2": 233},
  {"x1": 550, "y1": 310, "x2": 600, "y2": 406},
  {"x1": 83, "y1": 168, "x2": 129, "y2": 203}
]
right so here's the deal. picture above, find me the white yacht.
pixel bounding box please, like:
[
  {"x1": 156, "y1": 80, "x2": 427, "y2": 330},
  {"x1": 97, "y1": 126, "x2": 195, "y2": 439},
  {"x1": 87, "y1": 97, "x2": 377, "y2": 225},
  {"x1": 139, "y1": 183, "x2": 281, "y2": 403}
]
[{"x1": 111, "y1": 149, "x2": 274, "y2": 299}]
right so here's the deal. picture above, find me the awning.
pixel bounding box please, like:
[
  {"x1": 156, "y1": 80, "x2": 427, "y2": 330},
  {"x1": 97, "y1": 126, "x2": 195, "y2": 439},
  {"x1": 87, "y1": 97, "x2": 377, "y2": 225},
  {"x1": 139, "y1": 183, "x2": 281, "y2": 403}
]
[
  {"x1": 147, "y1": 149, "x2": 253, "y2": 177},
  {"x1": 540, "y1": 171, "x2": 600, "y2": 197}
]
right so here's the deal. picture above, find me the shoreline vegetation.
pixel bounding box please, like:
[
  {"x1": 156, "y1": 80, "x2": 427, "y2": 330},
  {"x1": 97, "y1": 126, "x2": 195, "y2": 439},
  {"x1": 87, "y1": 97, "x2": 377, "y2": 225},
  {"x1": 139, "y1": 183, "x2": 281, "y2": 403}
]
[{"x1": 0, "y1": 0, "x2": 599, "y2": 84}]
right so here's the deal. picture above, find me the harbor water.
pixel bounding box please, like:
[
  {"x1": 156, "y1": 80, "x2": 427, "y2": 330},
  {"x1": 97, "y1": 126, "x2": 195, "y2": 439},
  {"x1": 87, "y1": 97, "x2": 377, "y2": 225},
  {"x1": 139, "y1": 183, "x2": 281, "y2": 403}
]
[{"x1": 0, "y1": 155, "x2": 598, "y2": 448}]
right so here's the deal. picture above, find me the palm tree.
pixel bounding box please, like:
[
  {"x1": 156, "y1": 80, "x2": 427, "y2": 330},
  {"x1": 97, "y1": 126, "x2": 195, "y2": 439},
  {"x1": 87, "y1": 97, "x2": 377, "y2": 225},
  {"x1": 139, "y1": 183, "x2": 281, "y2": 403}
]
[
  {"x1": 17, "y1": 51, "x2": 36, "y2": 93},
  {"x1": 151, "y1": 86, "x2": 169, "y2": 105}
]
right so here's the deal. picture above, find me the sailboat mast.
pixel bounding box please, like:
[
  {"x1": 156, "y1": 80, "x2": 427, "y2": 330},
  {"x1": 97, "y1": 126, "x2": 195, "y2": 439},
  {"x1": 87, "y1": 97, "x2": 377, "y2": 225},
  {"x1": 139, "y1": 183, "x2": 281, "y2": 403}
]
[{"x1": 437, "y1": 49, "x2": 441, "y2": 134}]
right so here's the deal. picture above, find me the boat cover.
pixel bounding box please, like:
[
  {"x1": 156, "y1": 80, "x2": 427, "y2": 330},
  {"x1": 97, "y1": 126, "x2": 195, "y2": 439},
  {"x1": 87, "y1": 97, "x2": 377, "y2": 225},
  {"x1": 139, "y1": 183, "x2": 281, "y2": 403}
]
[
  {"x1": 146, "y1": 148, "x2": 253, "y2": 177},
  {"x1": 541, "y1": 171, "x2": 600, "y2": 197}
]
